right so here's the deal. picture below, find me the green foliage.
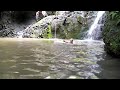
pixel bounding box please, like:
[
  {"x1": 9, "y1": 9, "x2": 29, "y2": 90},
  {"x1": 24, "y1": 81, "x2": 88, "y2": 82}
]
[
  {"x1": 102, "y1": 11, "x2": 120, "y2": 56},
  {"x1": 109, "y1": 11, "x2": 120, "y2": 25},
  {"x1": 116, "y1": 19, "x2": 120, "y2": 25},
  {"x1": 42, "y1": 24, "x2": 53, "y2": 39},
  {"x1": 109, "y1": 11, "x2": 120, "y2": 19},
  {"x1": 47, "y1": 24, "x2": 52, "y2": 38}
]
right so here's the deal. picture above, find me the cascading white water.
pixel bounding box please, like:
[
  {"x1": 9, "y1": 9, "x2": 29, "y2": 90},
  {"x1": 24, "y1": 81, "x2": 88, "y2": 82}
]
[
  {"x1": 85, "y1": 11, "x2": 105, "y2": 40},
  {"x1": 17, "y1": 31, "x2": 24, "y2": 38}
]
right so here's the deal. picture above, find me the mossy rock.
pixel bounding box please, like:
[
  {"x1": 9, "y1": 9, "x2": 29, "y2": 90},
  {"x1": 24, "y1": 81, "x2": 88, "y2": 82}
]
[{"x1": 102, "y1": 11, "x2": 120, "y2": 57}]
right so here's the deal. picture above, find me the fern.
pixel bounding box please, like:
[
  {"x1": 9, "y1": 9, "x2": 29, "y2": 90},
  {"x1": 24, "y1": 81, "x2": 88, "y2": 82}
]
[
  {"x1": 109, "y1": 11, "x2": 120, "y2": 26},
  {"x1": 109, "y1": 11, "x2": 120, "y2": 20},
  {"x1": 116, "y1": 19, "x2": 120, "y2": 25},
  {"x1": 110, "y1": 12, "x2": 117, "y2": 19}
]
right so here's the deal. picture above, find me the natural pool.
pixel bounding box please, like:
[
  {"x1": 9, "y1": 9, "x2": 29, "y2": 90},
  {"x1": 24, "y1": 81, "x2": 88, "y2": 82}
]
[{"x1": 0, "y1": 38, "x2": 119, "y2": 79}]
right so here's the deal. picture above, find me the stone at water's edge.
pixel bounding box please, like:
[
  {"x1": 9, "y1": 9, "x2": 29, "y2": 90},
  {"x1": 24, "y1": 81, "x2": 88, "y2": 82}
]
[
  {"x1": 23, "y1": 11, "x2": 97, "y2": 39},
  {"x1": 102, "y1": 11, "x2": 120, "y2": 57}
]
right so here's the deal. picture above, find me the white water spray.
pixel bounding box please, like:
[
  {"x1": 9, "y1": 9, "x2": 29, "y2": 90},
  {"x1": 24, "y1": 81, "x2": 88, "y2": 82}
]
[
  {"x1": 17, "y1": 31, "x2": 23, "y2": 38},
  {"x1": 86, "y1": 11, "x2": 105, "y2": 40}
]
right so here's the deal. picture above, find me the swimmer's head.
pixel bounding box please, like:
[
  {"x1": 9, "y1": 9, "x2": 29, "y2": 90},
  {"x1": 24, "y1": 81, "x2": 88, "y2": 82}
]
[{"x1": 70, "y1": 38, "x2": 73, "y2": 44}]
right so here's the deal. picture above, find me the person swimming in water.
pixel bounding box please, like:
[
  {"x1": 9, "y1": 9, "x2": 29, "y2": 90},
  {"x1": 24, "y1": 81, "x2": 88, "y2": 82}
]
[{"x1": 63, "y1": 38, "x2": 73, "y2": 44}]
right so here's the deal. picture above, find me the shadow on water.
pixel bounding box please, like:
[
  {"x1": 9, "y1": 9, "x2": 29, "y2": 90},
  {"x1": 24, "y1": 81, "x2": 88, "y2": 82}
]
[
  {"x1": 0, "y1": 38, "x2": 119, "y2": 79},
  {"x1": 96, "y1": 52, "x2": 120, "y2": 79}
]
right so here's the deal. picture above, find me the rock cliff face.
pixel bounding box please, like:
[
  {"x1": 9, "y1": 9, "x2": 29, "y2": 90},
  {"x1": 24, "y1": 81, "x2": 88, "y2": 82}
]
[
  {"x1": 0, "y1": 11, "x2": 36, "y2": 37},
  {"x1": 0, "y1": 11, "x2": 99, "y2": 39},
  {"x1": 23, "y1": 11, "x2": 97, "y2": 39},
  {"x1": 102, "y1": 11, "x2": 120, "y2": 57}
]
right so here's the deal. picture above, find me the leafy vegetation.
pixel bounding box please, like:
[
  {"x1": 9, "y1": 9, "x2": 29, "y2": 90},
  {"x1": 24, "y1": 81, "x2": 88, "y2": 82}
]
[
  {"x1": 42, "y1": 23, "x2": 53, "y2": 39},
  {"x1": 109, "y1": 11, "x2": 120, "y2": 25},
  {"x1": 47, "y1": 24, "x2": 53, "y2": 38},
  {"x1": 102, "y1": 11, "x2": 120, "y2": 57}
]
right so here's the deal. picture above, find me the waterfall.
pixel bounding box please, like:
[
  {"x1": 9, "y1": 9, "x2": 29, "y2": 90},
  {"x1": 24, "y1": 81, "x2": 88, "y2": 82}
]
[
  {"x1": 85, "y1": 11, "x2": 105, "y2": 40},
  {"x1": 17, "y1": 31, "x2": 23, "y2": 38}
]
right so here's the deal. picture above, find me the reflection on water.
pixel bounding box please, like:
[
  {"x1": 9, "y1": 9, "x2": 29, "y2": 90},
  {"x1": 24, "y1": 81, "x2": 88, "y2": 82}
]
[{"x1": 0, "y1": 38, "x2": 119, "y2": 79}]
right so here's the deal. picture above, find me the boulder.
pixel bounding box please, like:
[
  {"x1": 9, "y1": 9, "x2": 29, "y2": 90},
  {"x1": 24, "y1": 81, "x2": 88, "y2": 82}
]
[{"x1": 23, "y1": 11, "x2": 97, "y2": 39}]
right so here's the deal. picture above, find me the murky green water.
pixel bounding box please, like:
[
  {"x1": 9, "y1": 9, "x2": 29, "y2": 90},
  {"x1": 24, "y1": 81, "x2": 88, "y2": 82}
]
[{"x1": 0, "y1": 38, "x2": 119, "y2": 79}]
